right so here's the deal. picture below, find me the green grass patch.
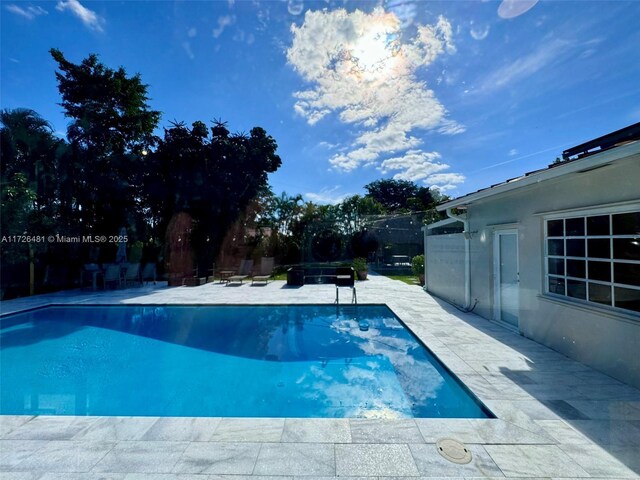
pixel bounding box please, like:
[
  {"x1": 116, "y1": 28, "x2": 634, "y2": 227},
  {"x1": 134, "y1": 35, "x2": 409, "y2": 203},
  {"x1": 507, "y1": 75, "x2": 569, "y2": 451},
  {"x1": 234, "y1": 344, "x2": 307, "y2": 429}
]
[{"x1": 384, "y1": 275, "x2": 421, "y2": 285}]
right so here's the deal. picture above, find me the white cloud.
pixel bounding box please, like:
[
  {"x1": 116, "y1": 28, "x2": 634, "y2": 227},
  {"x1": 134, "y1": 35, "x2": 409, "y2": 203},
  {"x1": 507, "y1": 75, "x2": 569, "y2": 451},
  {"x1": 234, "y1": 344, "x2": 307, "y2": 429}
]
[
  {"x1": 5, "y1": 4, "x2": 47, "y2": 20},
  {"x1": 287, "y1": 8, "x2": 464, "y2": 187},
  {"x1": 509, "y1": 148, "x2": 518, "y2": 156},
  {"x1": 438, "y1": 119, "x2": 466, "y2": 135},
  {"x1": 379, "y1": 150, "x2": 449, "y2": 183},
  {"x1": 213, "y1": 15, "x2": 235, "y2": 38},
  {"x1": 427, "y1": 173, "x2": 466, "y2": 192},
  {"x1": 187, "y1": 27, "x2": 197, "y2": 38},
  {"x1": 182, "y1": 41, "x2": 195, "y2": 60},
  {"x1": 317, "y1": 141, "x2": 339, "y2": 150},
  {"x1": 305, "y1": 186, "x2": 350, "y2": 205},
  {"x1": 56, "y1": 0, "x2": 104, "y2": 32},
  {"x1": 478, "y1": 38, "x2": 569, "y2": 93}
]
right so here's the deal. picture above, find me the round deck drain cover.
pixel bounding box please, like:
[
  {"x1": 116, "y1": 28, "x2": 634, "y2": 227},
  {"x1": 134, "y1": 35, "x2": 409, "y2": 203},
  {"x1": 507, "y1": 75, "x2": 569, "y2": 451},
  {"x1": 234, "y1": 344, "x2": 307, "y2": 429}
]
[{"x1": 436, "y1": 438, "x2": 472, "y2": 464}]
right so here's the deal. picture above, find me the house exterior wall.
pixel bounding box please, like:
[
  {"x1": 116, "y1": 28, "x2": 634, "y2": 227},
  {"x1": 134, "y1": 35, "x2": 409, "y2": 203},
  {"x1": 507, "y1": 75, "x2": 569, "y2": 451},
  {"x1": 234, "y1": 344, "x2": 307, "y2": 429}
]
[
  {"x1": 465, "y1": 155, "x2": 640, "y2": 387},
  {"x1": 425, "y1": 233, "x2": 465, "y2": 306}
]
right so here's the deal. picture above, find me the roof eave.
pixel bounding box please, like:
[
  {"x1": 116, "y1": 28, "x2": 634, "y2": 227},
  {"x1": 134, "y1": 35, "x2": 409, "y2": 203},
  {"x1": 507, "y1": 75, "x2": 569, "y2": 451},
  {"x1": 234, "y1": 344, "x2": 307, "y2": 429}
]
[
  {"x1": 424, "y1": 217, "x2": 461, "y2": 230},
  {"x1": 437, "y1": 141, "x2": 640, "y2": 211}
]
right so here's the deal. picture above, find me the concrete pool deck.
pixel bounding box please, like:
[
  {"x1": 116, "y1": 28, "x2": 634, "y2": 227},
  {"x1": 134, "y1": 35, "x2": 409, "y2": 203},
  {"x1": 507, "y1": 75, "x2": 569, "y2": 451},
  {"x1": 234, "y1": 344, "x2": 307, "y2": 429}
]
[{"x1": 1, "y1": 273, "x2": 639, "y2": 479}]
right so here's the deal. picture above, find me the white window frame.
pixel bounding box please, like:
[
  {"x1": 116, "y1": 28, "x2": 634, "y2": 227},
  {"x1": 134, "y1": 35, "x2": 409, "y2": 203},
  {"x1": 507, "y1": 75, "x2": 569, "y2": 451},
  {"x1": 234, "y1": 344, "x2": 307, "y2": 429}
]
[{"x1": 543, "y1": 203, "x2": 640, "y2": 316}]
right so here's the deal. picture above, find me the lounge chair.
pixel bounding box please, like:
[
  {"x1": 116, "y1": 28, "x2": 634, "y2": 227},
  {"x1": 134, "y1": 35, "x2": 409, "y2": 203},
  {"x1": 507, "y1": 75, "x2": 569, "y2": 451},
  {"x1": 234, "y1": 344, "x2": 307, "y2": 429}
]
[
  {"x1": 103, "y1": 264, "x2": 122, "y2": 289},
  {"x1": 123, "y1": 263, "x2": 141, "y2": 286},
  {"x1": 141, "y1": 262, "x2": 157, "y2": 285},
  {"x1": 226, "y1": 259, "x2": 253, "y2": 285},
  {"x1": 252, "y1": 257, "x2": 275, "y2": 284}
]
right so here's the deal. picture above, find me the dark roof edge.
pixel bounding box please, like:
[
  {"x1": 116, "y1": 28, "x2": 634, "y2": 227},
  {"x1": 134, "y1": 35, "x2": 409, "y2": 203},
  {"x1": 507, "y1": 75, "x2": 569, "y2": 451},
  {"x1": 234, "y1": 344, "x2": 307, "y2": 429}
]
[{"x1": 562, "y1": 122, "x2": 640, "y2": 161}]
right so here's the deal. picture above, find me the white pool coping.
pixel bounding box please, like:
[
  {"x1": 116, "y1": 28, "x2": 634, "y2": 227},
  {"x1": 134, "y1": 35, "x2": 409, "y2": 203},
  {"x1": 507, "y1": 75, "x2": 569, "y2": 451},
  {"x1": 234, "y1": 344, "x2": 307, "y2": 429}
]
[{"x1": 1, "y1": 273, "x2": 639, "y2": 479}]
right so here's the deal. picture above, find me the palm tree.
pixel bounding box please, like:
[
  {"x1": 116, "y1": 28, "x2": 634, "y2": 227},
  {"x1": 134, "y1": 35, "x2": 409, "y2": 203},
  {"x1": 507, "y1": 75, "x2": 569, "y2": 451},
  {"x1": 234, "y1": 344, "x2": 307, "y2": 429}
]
[{"x1": 1, "y1": 108, "x2": 63, "y2": 296}]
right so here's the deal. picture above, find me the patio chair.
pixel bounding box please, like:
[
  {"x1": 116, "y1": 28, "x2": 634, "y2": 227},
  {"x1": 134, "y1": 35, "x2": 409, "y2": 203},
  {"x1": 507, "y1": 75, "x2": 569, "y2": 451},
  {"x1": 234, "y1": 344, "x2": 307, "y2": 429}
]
[
  {"x1": 80, "y1": 263, "x2": 103, "y2": 290},
  {"x1": 103, "y1": 264, "x2": 122, "y2": 289},
  {"x1": 226, "y1": 259, "x2": 254, "y2": 285},
  {"x1": 141, "y1": 262, "x2": 157, "y2": 285},
  {"x1": 123, "y1": 263, "x2": 142, "y2": 287},
  {"x1": 252, "y1": 257, "x2": 275, "y2": 285}
]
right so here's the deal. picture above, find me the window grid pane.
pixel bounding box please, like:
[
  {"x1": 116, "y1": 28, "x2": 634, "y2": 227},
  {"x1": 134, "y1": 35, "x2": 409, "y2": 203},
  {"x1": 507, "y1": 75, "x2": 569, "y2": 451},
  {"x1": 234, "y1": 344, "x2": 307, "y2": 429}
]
[{"x1": 545, "y1": 211, "x2": 640, "y2": 315}]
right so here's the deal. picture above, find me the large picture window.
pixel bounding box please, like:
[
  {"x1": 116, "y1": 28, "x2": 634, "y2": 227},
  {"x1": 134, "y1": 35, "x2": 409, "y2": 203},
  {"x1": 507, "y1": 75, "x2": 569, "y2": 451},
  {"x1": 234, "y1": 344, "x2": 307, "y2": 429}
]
[{"x1": 545, "y1": 209, "x2": 640, "y2": 314}]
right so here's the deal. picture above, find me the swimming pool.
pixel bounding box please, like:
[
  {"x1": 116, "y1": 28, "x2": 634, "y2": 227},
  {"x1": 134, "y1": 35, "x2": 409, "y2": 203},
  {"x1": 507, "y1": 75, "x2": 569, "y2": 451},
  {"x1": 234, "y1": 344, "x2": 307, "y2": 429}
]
[{"x1": 0, "y1": 304, "x2": 492, "y2": 418}]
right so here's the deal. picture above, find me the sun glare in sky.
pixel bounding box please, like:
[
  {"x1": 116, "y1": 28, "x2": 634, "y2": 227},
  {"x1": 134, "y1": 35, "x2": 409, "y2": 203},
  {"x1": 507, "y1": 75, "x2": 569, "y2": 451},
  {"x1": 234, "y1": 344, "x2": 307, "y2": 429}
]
[{"x1": 349, "y1": 23, "x2": 400, "y2": 81}]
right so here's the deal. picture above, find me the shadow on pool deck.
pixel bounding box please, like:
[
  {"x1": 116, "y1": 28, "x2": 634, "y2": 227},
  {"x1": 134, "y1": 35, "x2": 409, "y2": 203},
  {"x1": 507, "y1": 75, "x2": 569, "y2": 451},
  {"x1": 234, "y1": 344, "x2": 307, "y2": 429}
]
[{"x1": 425, "y1": 295, "x2": 640, "y2": 476}]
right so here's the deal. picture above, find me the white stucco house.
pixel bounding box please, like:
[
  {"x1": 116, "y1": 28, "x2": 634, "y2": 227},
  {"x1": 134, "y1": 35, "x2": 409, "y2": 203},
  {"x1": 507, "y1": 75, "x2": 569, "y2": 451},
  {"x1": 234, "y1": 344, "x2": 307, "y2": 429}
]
[{"x1": 424, "y1": 123, "x2": 640, "y2": 388}]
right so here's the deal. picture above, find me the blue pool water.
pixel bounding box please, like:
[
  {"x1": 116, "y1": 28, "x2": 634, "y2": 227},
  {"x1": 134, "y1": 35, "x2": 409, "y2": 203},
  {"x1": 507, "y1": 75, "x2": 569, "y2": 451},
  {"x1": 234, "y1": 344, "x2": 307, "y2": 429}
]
[{"x1": 0, "y1": 305, "x2": 492, "y2": 418}]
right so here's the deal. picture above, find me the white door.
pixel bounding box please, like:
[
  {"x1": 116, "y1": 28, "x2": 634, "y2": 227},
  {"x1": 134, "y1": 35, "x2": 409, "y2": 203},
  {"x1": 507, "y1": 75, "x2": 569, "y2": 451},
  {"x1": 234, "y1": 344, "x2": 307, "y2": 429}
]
[{"x1": 494, "y1": 230, "x2": 519, "y2": 328}]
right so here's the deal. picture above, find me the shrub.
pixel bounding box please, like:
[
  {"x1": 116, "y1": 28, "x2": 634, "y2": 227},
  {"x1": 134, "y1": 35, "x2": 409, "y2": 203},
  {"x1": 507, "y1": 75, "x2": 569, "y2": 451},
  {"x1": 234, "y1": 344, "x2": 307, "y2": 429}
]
[
  {"x1": 352, "y1": 257, "x2": 367, "y2": 272},
  {"x1": 411, "y1": 254, "x2": 424, "y2": 277}
]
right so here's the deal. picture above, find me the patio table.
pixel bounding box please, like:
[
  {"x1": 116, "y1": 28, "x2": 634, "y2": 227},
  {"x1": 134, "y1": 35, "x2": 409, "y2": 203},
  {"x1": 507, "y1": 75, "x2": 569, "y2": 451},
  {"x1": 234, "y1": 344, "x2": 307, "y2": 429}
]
[{"x1": 219, "y1": 270, "x2": 234, "y2": 283}]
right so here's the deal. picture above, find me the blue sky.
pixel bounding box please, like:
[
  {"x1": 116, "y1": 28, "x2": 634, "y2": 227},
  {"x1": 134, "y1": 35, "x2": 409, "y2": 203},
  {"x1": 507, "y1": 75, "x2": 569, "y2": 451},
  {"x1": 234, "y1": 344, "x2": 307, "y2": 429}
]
[{"x1": 2, "y1": 0, "x2": 639, "y2": 203}]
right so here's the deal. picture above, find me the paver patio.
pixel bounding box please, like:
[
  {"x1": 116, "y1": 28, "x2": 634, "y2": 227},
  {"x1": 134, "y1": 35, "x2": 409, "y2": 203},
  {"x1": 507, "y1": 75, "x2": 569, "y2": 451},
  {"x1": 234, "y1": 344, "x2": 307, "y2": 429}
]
[{"x1": 1, "y1": 273, "x2": 639, "y2": 479}]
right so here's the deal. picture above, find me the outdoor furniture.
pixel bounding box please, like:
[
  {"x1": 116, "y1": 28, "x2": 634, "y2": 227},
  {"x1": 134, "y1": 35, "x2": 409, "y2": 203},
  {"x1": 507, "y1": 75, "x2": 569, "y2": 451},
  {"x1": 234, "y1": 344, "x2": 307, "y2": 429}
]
[
  {"x1": 226, "y1": 259, "x2": 253, "y2": 285},
  {"x1": 123, "y1": 263, "x2": 141, "y2": 286},
  {"x1": 218, "y1": 269, "x2": 235, "y2": 283},
  {"x1": 391, "y1": 255, "x2": 411, "y2": 266},
  {"x1": 182, "y1": 265, "x2": 206, "y2": 286},
  {"x1": 285, "y1": 264, "x2": 347, "y2": 286},
  {"x1": 252, "y1": 257, "x2": 274, "y2": 285},
  {"x1": 80, "y1": 263, "x2": 103, "y2": 290},
  {"x1": 103, "y1": 264, "x2": 122, "y2": 289},
  {"x1": 286, "y1": 268, "x2": 304, "y2": 286},
  {"x1": 141, "y1": 263, "x2": 157, "y2": 285}
]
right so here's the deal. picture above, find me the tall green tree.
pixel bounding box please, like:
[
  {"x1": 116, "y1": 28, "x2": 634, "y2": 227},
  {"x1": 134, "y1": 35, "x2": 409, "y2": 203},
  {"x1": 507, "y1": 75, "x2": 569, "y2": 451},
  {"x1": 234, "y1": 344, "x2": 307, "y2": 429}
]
[
  {"x1": 337, "y1": 194, "x2": 384, "y2": 236},
  {"x1": 50, "y1": 49, "x2": 160, "y2": 241},
  {"x1": 263, "y1": 191, "x2": 304, "y2": 237},
  {"x1": 145, "y1": 120, "x2": 281, "y2": 272},
  {"x1": 0, "y1": 108, "x2": 63, "y2": 208},
  {"x1": 1, "y1": 108, "x2": 66, "y2": 296},
  {"x1": 363, "y1": 178, "x2": 444, "y2": 213}
]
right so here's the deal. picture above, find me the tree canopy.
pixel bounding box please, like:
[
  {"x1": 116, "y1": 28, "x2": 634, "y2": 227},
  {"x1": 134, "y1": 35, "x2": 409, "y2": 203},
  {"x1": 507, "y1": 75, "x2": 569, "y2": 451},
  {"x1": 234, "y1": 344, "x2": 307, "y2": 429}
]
[
  {"x1": 144, "y1": 120, "x2": 281, "y2": 272},
  {"x1": 50, "y1": 48, "x2": 161, "y2": 238},
  {"x1": 364, "y1": 178, "x2": 441, "y2": 212},
  {"x1": 1, "y1": 50, "x2": 285, "y2": 297},
  {"x1": 50, "y1": 48, "x2": 160, "y2": 155},
  {"x1": 2, "y1": 49, "x2": 450, "y2": 298}
]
